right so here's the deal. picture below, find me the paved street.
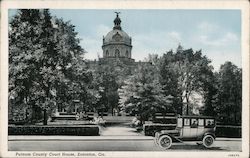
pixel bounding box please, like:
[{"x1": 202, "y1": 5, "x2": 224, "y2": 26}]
[
  {"x1": 8, "y1": 125, "x2": 241, "y2": 151},
  {"x1": 8, "y1": 137, "x2": 241, "y2": 151}
]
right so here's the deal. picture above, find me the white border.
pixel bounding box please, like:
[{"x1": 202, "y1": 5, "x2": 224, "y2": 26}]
[{"x1": 1, "y1": 0, "x2": 249, "y2": 158}]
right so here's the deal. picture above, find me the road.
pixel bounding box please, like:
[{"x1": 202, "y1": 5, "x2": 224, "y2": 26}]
[
  {"x1": 8, "y1": 136, "x2": 241, "y2": 151},
  {"x1": 8, "y1": 124, "x2": 242, "y2": 151}
]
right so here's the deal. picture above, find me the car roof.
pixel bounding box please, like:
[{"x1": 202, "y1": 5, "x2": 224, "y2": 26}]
[{"x1": 178, "y1": 115, "x2": 215, "y2": 119}]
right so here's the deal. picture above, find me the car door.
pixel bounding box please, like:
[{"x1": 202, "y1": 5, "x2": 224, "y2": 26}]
[
  {"x1": 182, "y1": 118, "x2": 191, "y2": 138},
  {"x1": 190, "y1": 118, "x2": 198, "y2": 138},
  {"x1": 197, "y1": 119, "x2": 205, "y2": 137}
]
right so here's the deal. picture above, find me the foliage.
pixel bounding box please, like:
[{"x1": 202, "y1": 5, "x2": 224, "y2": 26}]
[
  {"x1": 9, "y1": 9, "x2": 94, "y2": 124},
  {"x1": 9, "y1": 125, "x2": 99, "y2": 136},
  {"x1": 143, "y1": 124, "x2": 176, "y2": 136},
  {"x1": 91, "y1": 61, "x2": 133, "y2": 115},
  {"x1": 158, "y1": 45, "x2": 214, "y2": 115},
  {"x1": 216, "y1": 125, "x2": 241, "y2": 138},
  {"x1": 119, "y1": 63, "x2": 173, "y2": 121},
  {"x1": 9, "y1": 10, "x2": 242, "y2": 126},
  {"x1": 214, "y1": 62, "x2": 242, "y2": 124},
  {"x1": 158, "y1": 52, "x2": 182, "y2": 114}
]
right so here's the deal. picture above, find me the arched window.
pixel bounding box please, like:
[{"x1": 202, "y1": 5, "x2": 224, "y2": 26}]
[
  {"x1": 115, "y1": 49, "x2": 120, "y2": 57},
  {"x1": 106, "y1": 50, "x2": 109, "y2": 57},
  {"x1": 126, "y1": 50, "x2": 129, "y2": 57}
]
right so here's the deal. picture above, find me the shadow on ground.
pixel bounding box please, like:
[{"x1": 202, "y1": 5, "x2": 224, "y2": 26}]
[{"x1": 168, "y1": 144, "x2": 224, "y2": 150}]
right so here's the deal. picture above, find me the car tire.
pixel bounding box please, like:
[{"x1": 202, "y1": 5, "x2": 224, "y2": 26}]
[
  {"x1": 158, "y1": 135, "x2": 172, "y2": 149},
  {"x1": 202, "y1": 135, "x2": 214, "y2": 148}
]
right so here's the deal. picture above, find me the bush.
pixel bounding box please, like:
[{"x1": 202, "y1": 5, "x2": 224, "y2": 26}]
[
  {"x1": 143, "y1": 124, "x2": 176, "y2": 136},
  {"x1": 216, "y1": 125, "x2": 241, "y2": 138},
  {"x1": 8, "y1": 125, "x2": 99, "y2": 136}
]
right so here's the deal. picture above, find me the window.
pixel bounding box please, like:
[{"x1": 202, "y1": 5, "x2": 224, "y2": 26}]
[
  {"x1": 106, "y1": 50, "x2": 109, "y2": 57},
  {"x1": 126, "y1": 50, "x2": 129, "y2": 57},
  {"x1": 191, "y1": 119, "x2": 198, "y2": 128},
  {"x1": 198, "y1": 119, "x2": 204, "y2": 126},
  {"x1": 177, "y1": 118, "x2": 183, "y2": 128},
  {"x1": 205, "y1": 119, "x2": 215, "y2": 128},
  {"x1": 184, "y1": 118, "x2": 190, "y2": 126},
  {"x1": 115, "y1": 49, "x2": 120, "y2": 57}
]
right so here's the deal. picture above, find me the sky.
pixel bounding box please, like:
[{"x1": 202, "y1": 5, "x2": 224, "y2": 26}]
[{"x1": 9, "y1": 9, "x2": 241, "y2": 71}]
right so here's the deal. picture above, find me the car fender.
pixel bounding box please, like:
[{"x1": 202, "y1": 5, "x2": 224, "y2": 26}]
[
  {"x1": 155, "y1": 132, "x2": 160, "y2": 138},
  {"x1": 203, "y1": 132, "x2": 216, "y2": 139},
  {"x1": 158, "y1": 133, "x2": 183, "y2": 143}
]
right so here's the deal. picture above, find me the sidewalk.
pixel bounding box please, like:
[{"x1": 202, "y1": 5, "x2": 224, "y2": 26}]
[
  {"x1": 8, "y1": 135, "x2": 241, "y2": 141},
  {"x1": 216, "y1": 137, "x2": 242, "y2": 141},
  {"x1": 8, "y1": 135, "x2": 154, "y2": 141}
]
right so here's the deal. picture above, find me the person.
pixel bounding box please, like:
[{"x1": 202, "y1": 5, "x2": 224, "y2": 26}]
[
  {"x1": 206, "y1": 120, "x2": 214, "y2": 128},
  {"x1": 191, "y1": 120, "x2": 198, "y2": 128}
]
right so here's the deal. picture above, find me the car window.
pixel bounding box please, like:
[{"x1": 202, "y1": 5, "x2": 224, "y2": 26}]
[
  {"x1": 191, "y1": 119, "x2": 198, "y2": 128},
  {"x1": 184, "y1": 118, "x2": 190, "y2": 126},
  {"x1": 198, "y1": 119, "x2": 204, "y2": 126},
  {"x1": 205, "y1": 119, "x2": 215, "y2": 128},
  {"x1": 177, "y1": 118, "x2": 183, "y2": 127}
]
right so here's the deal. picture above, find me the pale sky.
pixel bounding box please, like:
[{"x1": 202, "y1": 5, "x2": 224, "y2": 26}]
[{"x1": 9, "y1": 9, "x2": 241, "y2": 71}]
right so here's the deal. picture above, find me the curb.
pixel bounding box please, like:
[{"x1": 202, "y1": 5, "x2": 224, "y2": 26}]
[
  {"x1": 8, "y1": 135, "x2": 154, "y2": 141},
  {"x1": 8, "y1": 136, "x2": 241, "y2": 141}
]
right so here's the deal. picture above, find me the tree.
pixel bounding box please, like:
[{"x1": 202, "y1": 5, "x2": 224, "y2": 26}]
[
  {"x1": 92, "y1": 60, "x2": 133, "y2": 116},
  {"x1": 215, "y1": 62, "x2": 242, "y2": 125},
  {"x1": 159, "y1": 45, "x2": 214, "y2": 115},
  {"x1": 52, "y1": 18, "x2": 94, "y2": 114},
  {"x1": 9, "y1": 9, "x2": 92, "y2": 124},
  {"x1": 158, "y1": 51, "x2": 183, "y2": 114},
  {"x1": 199, "y1": 72, "x2": 218, "y2": 117},
  {"x1": 9, "y1": 9, "x2": 53, "y2": 123},
  {"x1": 119, "y1": 63, "x2": 173, "y2": 122}
]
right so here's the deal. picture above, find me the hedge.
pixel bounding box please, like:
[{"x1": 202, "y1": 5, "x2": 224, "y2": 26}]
[
  {"x1": 143, "y1": 124, "x2": 176, "y2": 136},
  {"x1": 8, "y1": 125, "x2": 99, "y2": 136},
  {"x1": 216, "y1": 125, "x2": 241, "y2": 138}
]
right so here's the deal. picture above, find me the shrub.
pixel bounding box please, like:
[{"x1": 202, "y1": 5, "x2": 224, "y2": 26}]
[
  {"x1": 8, "y1": 125, "x2": 99, "y2": 136},
  {"x1": 216, "y1": 125, "x2": 241, "y2": 138},
  {"x1": 143, "y1": 124, "x2": 176, "y2": 136}
]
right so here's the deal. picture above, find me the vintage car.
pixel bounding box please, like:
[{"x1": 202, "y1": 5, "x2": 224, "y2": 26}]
[{"x1": 154, "y1": 115, "x2": 216, "y2": 149}]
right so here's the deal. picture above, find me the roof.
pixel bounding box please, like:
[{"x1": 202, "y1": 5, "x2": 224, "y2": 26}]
[
  {"x1": 179, "y1": 115, "x2": 215, "y2": 119},
  {"x1": 103, "y1": 29, "x2": 131, "y2": 46}
]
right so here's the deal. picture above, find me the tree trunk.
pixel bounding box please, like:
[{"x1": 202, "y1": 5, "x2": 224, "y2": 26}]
[
  {"x1": 101, "y1": 108, "x2": 104, "y2": 118},
  {"x1": 185, "y1": 92, "x2": 189, "y2": 115},
  {"x1": 186, "y1": 104, "x2": 189, "y2": 115},
  {"x1": 180, "y1": 97, "x2": 183, "y2": 115},
  {"x1": 43, "y1": 109, "x2": 47, "y2": 125}
]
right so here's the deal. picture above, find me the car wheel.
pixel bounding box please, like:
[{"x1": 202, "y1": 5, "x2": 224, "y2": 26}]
[
  {"x1": 202, "y1": 135, "x2": 214, "y2": 148},
  {"x1": 158, "y1": 135, "x2": 172, "y2": 149}
]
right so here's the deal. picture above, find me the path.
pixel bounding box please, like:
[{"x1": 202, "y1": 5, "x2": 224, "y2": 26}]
[{"x1": 100, "y1": 123, "x2": 143, "y2": 136}]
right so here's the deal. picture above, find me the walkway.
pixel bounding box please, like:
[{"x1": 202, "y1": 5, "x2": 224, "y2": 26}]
[{"x1": 100, "y1": 123, "x2": 143, "y2": 136}]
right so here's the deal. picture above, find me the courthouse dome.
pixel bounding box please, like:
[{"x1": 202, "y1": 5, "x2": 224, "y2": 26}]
[
  {"x1": 101, "y1": 12, "x2": 133, "y2": 62},
  {"x1": 103, "y1": 29, "x2": 131, "y2": 45},
  {"x1": 103, "y1": 12, "x2": 131, "y2": 46}
]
